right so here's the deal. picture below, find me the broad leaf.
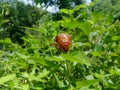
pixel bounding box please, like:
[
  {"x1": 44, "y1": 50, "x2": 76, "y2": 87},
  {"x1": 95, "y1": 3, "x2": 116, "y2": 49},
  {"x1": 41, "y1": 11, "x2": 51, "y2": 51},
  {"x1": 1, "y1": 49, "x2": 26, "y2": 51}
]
[
  {"x1": 61, "y1": 51, "x2": 91, "y2": 66},
  {"x1": 79, "y1": 21, "x2": 92, "y2": 35},
  {"x1": 0, "y1": 74, "x2": 16, "y2": 85},
  {"x1": 54, "y1": 73, "x2": 65, "y2": 88},
  {"x1": 76, "y1": 79, "x2": 99, "y2": 88},
  {"x1": 46, "y1": 55, "x2": 64, "y2": 61}
]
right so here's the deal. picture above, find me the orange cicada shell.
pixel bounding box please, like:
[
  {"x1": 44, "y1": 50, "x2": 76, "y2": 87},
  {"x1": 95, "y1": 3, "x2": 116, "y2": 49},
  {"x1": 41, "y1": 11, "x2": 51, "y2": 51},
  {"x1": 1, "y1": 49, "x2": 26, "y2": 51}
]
[{"x1": 55, "y1": 33, "x2": 72, "y2": 52}]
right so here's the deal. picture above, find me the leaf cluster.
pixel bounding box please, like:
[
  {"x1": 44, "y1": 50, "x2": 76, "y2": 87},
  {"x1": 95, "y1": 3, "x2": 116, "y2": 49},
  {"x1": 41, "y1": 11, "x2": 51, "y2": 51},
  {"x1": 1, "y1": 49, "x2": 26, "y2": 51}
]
[{"x1": 0, "y1": 0, "x2": 120, "y2": 89}]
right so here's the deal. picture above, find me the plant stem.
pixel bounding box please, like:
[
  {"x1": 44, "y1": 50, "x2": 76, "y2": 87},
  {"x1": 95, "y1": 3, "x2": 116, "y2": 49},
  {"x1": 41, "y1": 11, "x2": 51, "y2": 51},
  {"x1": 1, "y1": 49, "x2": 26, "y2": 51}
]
[{"x1": 66, "y1": 60, "x2": 71, "y2": 88}]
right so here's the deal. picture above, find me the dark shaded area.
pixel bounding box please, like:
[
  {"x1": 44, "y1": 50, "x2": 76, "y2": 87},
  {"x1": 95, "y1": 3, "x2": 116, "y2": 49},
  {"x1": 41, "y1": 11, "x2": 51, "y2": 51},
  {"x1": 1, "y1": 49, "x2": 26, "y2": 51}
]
[
  {"x1": 0, "y1": 2, "x2": 44, "y2": 45},
  {"x1": 34, "y1": 0, "x2": 84, "y2": 9}
]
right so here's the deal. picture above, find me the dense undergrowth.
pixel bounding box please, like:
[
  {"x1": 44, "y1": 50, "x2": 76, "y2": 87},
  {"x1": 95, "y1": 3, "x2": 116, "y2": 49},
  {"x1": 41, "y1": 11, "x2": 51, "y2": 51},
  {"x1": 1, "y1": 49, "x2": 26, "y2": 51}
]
[{"x1": 0, "y1": 1, "x2": 120, "y2": 90}]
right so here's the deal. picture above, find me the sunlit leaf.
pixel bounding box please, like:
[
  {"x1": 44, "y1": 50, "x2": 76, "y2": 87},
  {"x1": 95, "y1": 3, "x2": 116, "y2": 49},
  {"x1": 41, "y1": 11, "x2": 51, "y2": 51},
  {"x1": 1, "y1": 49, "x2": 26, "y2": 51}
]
[
  {"x1": 21, "y1": 84, "x2": 29, "y2": 90},
  {"x1": 46, "y1": 55, "x2": 64, "y2": 61},
  {"x1": 112, "y1": 36, "x2": 119, "y2": 41},
  {"x1": 0, "y1": 20, "x2": 9, "y2": 26},
  {"x1": 76, "y1": 79, "x2": 99, "y2": 88},
  {"x1": 0, "y1": 74, "x2": 16, "y2": 85},
  {"x1": 73, "y1": 4, "x2": 87, "y2": 11},
  {"x1": 60, "y1": 9, "x2": 72, "y2": 15},
  {"x1": 38, "y1": 69, "x2": 50, "y2": 78},
  {"x1": 0, "y1": 38, "x2": 12, "y2": 44},
  {"x1": 54, "y1": 73, "x2": 65, "y2": 88},
  {"x1": 79, "y1": 21, "x2": 92, "y2": 35},
  {"x1": 61, "y1": 51, "x2": 91, "y2": 66},
  {"x1": 91, "y1": 51, "x2": 101, "y2": 57},
  {"x1": 16, "y1": 52, "x2": 29, "y2": 59}
]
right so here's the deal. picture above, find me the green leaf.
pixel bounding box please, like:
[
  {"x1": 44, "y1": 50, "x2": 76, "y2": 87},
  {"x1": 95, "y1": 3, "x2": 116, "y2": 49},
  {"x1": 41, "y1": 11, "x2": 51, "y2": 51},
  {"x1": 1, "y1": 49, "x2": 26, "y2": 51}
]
[
  {"x1": 16, "y1": 52, "x2": 29, "y2": 59},
  {"x1": 60, "y1": 9, "x2": 72, "y2": 15},
  {"x1": 54, "y1": 73, "x2": 65, "y2": 88},
  {"x1": 109, "y1": 68, "x2": 120, "y2": 76},
  {"x1": 38, "y1": 69, "x2": 50, "y2": 78},
  {"x1": 76, "y1": 79, "x2": 99, "y2": 88},
  {"x1": 0, "y1": 74, "x2": 16, "y2": 85},
  {"x1": 112, "y1": 36, "x2": 119, "y2": 41},
  {"x1": 73, "y1": 4, "x2": 87, "y2": 11},
  {"x1": 30, "y1": 55, "x2": 47, "y2": 66},
  {"x1": 20, "y1": 26, "x2": 38, "y2": 31},
  {"x1": 30, "y1": 54, "x2": 61, "y2": 69},
  {"x1": 0, "y1": 38, "x2": 12, "y2": 44},
  {"x1": 45, "y1": 60, "x2": 61, "y2": 69},
  {"x1": 0, "y1": 20, "x2": 9, "y2": 26},
  {"x1": 92, "y1": 12, "x2": 105, "y2": 24},
  {"x1": 46, "y1": 55, "x2": 64, "y2": 61},
  {"x1": 21, "y1": 84, "x2": 29, "y2": 90},
  {"x1": 79, "y1": 21, "x2": 92, "y2": 35},
  {"x1": 68, "y1": 19, "x2": 79, "y2": 29},
  {"x1": 61, "y1": 51, "x2": 91, "y2": 66},
  {"x1": 91, "y1": 51, "x2": 101, "y2": 57}
]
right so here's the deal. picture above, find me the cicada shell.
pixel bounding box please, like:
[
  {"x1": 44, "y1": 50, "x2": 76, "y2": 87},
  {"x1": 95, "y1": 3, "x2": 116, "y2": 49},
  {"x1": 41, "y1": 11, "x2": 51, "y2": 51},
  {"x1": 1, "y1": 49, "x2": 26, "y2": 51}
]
[{"x1": 55, "y1": 33, "x2": 72, "y2": 52}]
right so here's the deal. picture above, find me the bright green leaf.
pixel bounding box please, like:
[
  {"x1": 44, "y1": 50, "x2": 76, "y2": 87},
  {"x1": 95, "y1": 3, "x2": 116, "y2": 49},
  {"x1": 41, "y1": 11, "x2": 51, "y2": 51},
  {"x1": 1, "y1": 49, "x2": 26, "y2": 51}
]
[
  {"x1": 46, "y1": 55, "x2": 64, "y2": 61},
  {"x1": 79, "y1": 21, "x2": 92, "y2": 35},
  {"x1": 54, "y1": 73, "x2": 65, "y2": 88},
  {"x1": 61, "y1": 51, "x2": 91, "y2": 66},
  {"x1": 21, "y1": 84, "x2": 29, "y2": 90},
  {"x1": 0, "y1": 74, "x2": 16, "y2": 85},
  {"x1": 76, "y1": 79, "x2": 99, "y2": 88},
  {"x1": 16, "y1": 52, "x2": 29, "y2": 59},
  {"x1": 60, "y1": 9, "x2": 72, "y2": 15}
]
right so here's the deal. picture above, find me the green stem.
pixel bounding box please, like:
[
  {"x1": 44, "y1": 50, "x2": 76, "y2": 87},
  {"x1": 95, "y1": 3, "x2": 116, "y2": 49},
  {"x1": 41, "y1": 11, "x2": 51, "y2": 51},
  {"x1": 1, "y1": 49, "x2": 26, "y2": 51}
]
[{"x1": 66, "y1": 60, "x2": 71, "y2": 88}]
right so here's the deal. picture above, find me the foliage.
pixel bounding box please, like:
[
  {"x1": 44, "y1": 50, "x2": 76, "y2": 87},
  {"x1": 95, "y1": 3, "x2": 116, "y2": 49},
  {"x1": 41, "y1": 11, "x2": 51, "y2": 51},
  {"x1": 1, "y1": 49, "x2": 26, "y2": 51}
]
[
  {"x1": 0, "y1": 0, "x2": 120, "y2": 90},
  {"x1": 0, "y1": 1, "x2": 48, "y2": 45},
  {"x1": 34, "y1": 0, "x2": 84, "y2": 9},
  {"x1": 93, "y1": 0, "x2": 120, "y2": 21}
]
